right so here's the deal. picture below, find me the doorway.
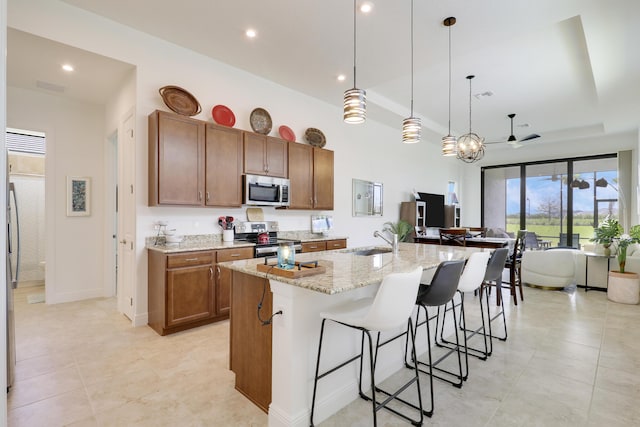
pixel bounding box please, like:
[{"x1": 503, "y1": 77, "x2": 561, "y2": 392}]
[{"x1": 6, "y1": 128, "x2": 46, "y2": 297}]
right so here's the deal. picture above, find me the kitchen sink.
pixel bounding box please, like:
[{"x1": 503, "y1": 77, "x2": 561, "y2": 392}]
[{"x1": 353, "y1": 248, "x2": 393, "y2": 256}]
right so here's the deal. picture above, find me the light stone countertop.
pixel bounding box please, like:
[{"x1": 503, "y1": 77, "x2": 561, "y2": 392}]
[
  {"x1": 146, "y1": 232, "x2": 348, "y2": 254},
  {"x1": 219, "y1": 242, "x2": 486, "y2": 295}
]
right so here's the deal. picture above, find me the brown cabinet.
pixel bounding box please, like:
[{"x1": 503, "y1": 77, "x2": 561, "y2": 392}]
[
  {"x1": 149, "y1": 110, "x2": 204, "y2": 206},
  {"x1": 149, "y1": 247, "x2": 254, "y2": 336},
  {"x1": 326, "y1": 239, "x2": 347, "y2": 250},
  {"x1": 287, "y1": 142, "x2": 334, "y2": 210},
  {"x1": 205, "y1": 123, "x2": 243, "y2": 207},
  {"x1": 148, "y1": 250, "x2": 217, "y2": 335},
  {"x1": 244, "y1": 133, "x2": 288, "y2": 178},
  {"x1": 301, "y1": 239, "x2": 347, "y2": 253},
  {"x1": 216, "y1": 246, "x2": 254, "y2": 315},
  {"x1": 149, "y1": 110, "x2": 245, "y2": 207},
  {"x1": 301, "y1": 241, "x2": 326, "y2": 253}
]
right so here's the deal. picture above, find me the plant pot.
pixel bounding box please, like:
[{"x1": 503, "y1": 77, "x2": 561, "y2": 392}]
[
  {"x1": 607, "y1": 271, "x2": 640, "y2": 304},
  {"x1": 603, "y1": 244, "x2": 611, "y2": 257}
]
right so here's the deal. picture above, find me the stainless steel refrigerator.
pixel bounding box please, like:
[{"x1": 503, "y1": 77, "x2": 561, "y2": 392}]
[{"x1": 6, "y1": 180, "x2": 19, "y2": 392}]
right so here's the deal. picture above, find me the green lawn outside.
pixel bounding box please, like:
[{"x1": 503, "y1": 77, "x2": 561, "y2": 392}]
[{"x1": 505, "y1": 221, "x2": 595, "y2": 247}]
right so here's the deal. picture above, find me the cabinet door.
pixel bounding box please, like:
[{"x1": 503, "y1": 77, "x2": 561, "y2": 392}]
[
  {"x1": 287, "y1": 142, "x2": 314, "y2": 209},
  {"x1": 205, "y1": 124, "x2": 243, "y2": 206},
  {"x1": 150, "y1": 111, "x2": 204, "y2": 206},
  {"x1": 313, "y1": 147, "x2": 334, "y2": 210},
  {"x1": 301, "y1": 242, "x2": 326, "y2": 253},
  {"x1": 166, "y1": 264, "x2": 214, "y2": 327},
  {"x1": 244, "y1": 132, "x2": 267, "y2": 175},
  {"x1": 216, "y1": 247, "x2": 255, "y2": 315},
  {"x1": 265, "y1": 137, "x2": 288, "y2": 178}
]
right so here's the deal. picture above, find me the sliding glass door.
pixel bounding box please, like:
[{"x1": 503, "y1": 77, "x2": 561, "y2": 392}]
[
  {"x1": 525, "y1": 163, "x2": 568, "y2": 247},
  {"x1": 481, "y1": 154, "x2": 618, "y2": 248}
]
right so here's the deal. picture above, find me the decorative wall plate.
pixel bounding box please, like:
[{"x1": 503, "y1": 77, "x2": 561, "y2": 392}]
[
  {"x1": 278, "y1": 125, "x2": 296, "y2": 142},
  {"x1": 304, "y1": 128, "x2": 326, "y2": 148},
  {"x1": 159, "y1": 85, "x2": 201, "y2": 116},
  {"x1": 250, "y1": 108, "x2": 273, "y2": 134},
  {"x1": 212, "y1": 105, "x2": 236, "y2": 127}
]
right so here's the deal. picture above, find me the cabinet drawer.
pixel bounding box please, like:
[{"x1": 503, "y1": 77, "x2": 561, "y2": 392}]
[
  {"x1": 301, "y1": 242, "x2": 326, "y2": 253},
  {"x1": 167, "y1": 252, "x2": 213, "y2": 268},
  {"x1": 217, "y1": 246, "x2": 255, "y2": 262},
  {"x1": 326, "y1": 239, "x2": 347, "y2": 250}
]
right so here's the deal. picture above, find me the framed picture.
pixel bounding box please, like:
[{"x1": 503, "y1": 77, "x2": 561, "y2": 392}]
[{"x1": 67, "y1": 176, "x2": 91, "y2": 216}]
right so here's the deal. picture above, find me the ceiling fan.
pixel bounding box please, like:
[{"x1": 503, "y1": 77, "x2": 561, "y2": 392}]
[{"x1": 486, "y1": 113, "x2": 541, "y2": 148}]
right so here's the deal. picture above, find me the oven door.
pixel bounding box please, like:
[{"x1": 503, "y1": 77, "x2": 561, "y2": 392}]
[{"x1": 255, "y1": 245, "x2": 279, "y2": 258}]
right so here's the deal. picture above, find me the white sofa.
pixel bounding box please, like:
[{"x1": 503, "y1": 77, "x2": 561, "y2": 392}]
[
  {"x1": 521, "y1": 249, "x2": 581, "y2": 288},
  {"x1": 521, "y1": 243, "x2": 640, "y2": 290}
]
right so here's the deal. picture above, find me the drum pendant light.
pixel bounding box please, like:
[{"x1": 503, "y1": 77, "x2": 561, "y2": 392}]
[
  {"x1": 456, "y1": 75, "x2": 485, "y2": 163},
  {"x1": 441, "y1": 17, "x2": 457, "y2": 156},
  {"x1": 402, "y1": 0, "x2": 421, "y2": 143},
  {"x1": 343, "y1": 0, "x2": 366, "y2": 124}
]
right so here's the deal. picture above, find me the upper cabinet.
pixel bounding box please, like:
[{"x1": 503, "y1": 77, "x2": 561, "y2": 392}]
[
  {"x1": 244, "y1": 133, "x2": 288, "y2": 178},
  {"x1": 205, "y1": 123, "x2": 243, "y2": 207},
  {"x1": 288, "y1": 142, "x2": 334, "y2": 210},
  {"x1": 149, "y1": 110, "x2": 243, "y2": 207},
  {"x1": 149, "y1": 110, "x2": 205, "y2": 206}
]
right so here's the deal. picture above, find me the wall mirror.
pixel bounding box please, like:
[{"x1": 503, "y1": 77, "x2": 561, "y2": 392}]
[{"x1": 352, "y1": 179, "x2": 383, "y2": 216}]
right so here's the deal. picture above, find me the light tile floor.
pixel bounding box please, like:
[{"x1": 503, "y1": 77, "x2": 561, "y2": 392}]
[{"x1": 8, "y1": 284, "x2": 640, "y2": 426}]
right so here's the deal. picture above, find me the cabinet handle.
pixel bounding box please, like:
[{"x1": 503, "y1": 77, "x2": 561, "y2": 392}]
[
  {"x1": 230, "y1": 254, "x2": 240, "y2": 257},
  {"x1": 185, "y1": 258, "x2": 199, "y2": 261},
  {"x1": 309, "y1": 245, "x2": 317, "y2": 249},
  {"x1": 209, "y1": 267, "x2": 214, "y2": 279},
  {"x1": 216, "y1": 266, "x2": 221, "y2": 281},
  {"x1": 206, "y1": 192, "x2": 210, "y2": 202},
  {"x1": 198, "y1": 191, "x2": 202, "y2": 201}
]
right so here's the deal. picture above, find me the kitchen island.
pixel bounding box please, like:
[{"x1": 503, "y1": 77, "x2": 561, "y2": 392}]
[{"x1": 220, "y1": 242, "x2": 486, "y2": 427}]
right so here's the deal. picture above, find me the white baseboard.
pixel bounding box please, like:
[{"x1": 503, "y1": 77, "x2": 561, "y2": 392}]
[
  {"x1": 132, "y1": 312, "x2": 148, "y2": 327},
  {"x1": 46, "y1": 287, "x2": 103, "y2": 304}
]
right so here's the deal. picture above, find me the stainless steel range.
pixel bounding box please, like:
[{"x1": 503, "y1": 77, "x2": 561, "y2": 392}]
[{"x1": 234, "y1": 221, "x2": 302, "y2": 258}]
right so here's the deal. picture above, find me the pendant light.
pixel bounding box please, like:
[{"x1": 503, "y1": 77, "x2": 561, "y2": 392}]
[
  {"x1": 343, "y1": 0, "x2": 366, "y2": 124},
  {"x1": 441, "y1": 16, "x2": 457, "y2": 156},
  {"x1": 456, "y1": 75, "x2": 485, "y2": 163},
  {"x1": 402, "y1": 0, "x2": 421, "y2": 143}
]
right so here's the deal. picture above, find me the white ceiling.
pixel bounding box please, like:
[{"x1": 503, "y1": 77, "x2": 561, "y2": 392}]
[{"x1": 8, "y1": 0, "x2": 640, "y2": 153}]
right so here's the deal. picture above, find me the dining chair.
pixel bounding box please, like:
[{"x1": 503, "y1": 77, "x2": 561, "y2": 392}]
[
  {"x1": 439, "y1": 228, "x2": 467, "y2": 246},
  {"x1": 465, "y1": 227, "x2": 487, "y2": 238},
  {"x1": 499, "y1": 230, "x2": 526, "y2": 305},
  {"x1": 524, "y1": 231, "x2": 540, "y2": 250}
]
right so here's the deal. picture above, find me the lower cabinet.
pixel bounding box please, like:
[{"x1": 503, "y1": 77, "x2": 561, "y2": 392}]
[
  {"x1": 148, "y1": 247, "x2": 253, "y2": 336},
  {"x1": 301, "y1": 239, "x2": 347, "y2": 253}
]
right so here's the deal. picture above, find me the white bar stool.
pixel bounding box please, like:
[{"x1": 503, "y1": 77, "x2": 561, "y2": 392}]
[{"x1": 309, "y1": 266, "x2": 424, "y2": 427}]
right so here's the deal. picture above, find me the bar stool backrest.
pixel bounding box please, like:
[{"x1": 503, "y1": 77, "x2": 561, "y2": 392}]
[
  {"x1": 457, "y1": 252, "x2": 491, "y2": 293},
  {"x1": 483, "y1": 248, "x2": 509, "y2": 283},
  {"x1": 417, "y1": 260, "x2": 465, "y2": 307},
  {"x1": 362, "y1": 266, "x2": 423, "y2": 332}
]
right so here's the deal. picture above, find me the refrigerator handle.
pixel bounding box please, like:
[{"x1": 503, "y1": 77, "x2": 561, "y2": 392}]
[{"x1": 9, "y1": 183, "x2": 20, "y2": 289}]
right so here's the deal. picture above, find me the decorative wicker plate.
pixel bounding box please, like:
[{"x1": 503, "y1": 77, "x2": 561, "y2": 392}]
[
  {"x1": 159, "y1": 85, "x2": 201, "y2": 116},
  {"x1": 250, "y1": 108, "x2": 273, "y2": 134},
  {"x1": 304, "y1": 128, "x2": 326, "y2": 148}
]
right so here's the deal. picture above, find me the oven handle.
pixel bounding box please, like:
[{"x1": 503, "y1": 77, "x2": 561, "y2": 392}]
[{"x1": 254, "y1": 244, "x2": 302, "y2": 257}]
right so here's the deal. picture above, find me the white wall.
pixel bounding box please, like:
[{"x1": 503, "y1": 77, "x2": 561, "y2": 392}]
[{"x1": 7, "y1": 86, "x2": 106, "y2": 303}]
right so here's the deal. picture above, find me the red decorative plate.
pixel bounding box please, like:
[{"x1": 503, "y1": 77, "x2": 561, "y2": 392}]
[
  {"x1": 212, "y1": 105, "x2": 236, "y2": 127},
  {"x1": 278, "y1": 125, "x2": 295, "y2": 142}
]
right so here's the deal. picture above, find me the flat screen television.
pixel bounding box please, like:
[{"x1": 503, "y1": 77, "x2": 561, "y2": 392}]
[{"x1": 417, "y1": 192, "x2": 445, "y2": 228}]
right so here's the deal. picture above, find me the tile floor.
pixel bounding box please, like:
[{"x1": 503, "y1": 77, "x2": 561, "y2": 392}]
[{"x1": 8, "y1": 284, "x2": 640, "y2": 426}]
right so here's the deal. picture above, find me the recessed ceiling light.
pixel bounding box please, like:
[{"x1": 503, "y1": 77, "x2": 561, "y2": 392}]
[
  {"x1": 245, "y1": 29, "x2": 257, "y2": 38},
  {"x1": 337, "y1": 74, "x2": 346, "y2": 82},
  {"x1": 62, "y1": 64, "x2": 74, "y2": 72},
  {"x1": 360, "y1": 2, "x2": 373, "y2": 13}
]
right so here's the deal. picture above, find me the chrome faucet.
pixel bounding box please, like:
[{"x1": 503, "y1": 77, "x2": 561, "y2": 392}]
[{"x1": 373, "y1": 230, "x2": 399, "y2": 254}]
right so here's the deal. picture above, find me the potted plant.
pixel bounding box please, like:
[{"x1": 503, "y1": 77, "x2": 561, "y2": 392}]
[
  {"x1": 607, "y1": 224, "x2": 640, "y2": 305},
  {"x1": 591, "y1": 216, "x2": 622, "y2": 256},
  {"x1": 383, "y1": 220, "x2": 413, "y2": 242}
]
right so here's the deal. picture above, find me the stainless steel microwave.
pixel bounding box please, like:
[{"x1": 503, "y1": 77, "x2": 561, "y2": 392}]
[{"x1": 243, "y1": 174, "x2": 290, "y2": 207}]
